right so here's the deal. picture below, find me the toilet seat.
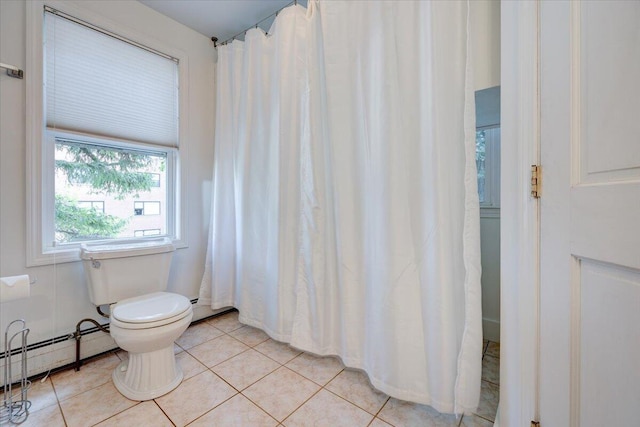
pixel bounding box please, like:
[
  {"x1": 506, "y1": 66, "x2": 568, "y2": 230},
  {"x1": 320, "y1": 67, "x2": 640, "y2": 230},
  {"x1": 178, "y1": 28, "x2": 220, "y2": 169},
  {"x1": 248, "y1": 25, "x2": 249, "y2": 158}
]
[
  {"x1": 111, "y1": 292, "x2": 192, "y2": 330},
  {"x1": 108, "y1": 292, "x2": 194, "y2": 400}
]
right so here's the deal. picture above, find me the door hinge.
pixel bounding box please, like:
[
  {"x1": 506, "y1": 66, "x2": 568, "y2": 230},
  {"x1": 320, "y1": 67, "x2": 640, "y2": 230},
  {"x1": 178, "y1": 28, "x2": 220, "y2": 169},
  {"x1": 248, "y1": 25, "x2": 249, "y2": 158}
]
[
  {"x1": 531, "y1": 421, "x2": 540, "y2": 427},
  {"x1": 531, "y1": 165, "x2": 541, "y2": 198}
]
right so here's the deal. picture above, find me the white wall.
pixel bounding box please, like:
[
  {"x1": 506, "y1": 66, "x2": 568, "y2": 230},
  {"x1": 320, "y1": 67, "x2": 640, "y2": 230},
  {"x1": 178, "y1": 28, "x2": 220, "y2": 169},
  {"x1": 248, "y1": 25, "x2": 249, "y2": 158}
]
[
  {"x1": 472, "y1": 0, "x2": 501, "y2": 341},
  {"x1": 0, "y1": 0, "x2": 216, "y2": 378}
]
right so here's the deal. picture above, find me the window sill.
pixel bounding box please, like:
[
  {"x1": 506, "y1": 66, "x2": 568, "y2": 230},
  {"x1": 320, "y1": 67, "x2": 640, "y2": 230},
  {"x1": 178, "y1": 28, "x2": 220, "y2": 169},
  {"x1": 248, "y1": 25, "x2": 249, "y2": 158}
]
[
  {"x1": 27, "y1": 237, "x2": 187, "y2": 267},
  {"x1": 480, "y1": 207, "x2": 501, "y2": 219}
]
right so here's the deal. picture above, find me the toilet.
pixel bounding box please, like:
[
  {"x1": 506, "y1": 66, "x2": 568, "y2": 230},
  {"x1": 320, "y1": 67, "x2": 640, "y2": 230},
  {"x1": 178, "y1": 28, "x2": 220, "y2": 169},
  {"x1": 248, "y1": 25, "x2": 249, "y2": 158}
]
[{"x1": 80, "y1": 238, "x2": 193, "y2": 401}]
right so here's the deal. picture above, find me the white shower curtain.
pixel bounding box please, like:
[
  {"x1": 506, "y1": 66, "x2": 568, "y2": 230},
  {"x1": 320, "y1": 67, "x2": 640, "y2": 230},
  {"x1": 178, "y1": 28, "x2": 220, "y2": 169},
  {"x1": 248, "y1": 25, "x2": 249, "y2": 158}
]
[
  {"x1": 198, "y1": 4, "x2": 310, "y2": 342},
  {"x1": 200, "y1": 0, "x2": 482, "y2": 414}
]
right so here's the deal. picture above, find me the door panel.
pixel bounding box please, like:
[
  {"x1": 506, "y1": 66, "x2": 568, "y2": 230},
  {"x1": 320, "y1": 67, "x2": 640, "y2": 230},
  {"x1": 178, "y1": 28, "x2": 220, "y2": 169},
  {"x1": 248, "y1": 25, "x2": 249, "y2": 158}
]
[
  {"x1": 540, "y1": 1, "x2": 640, "y2": 426},
  {"x1": 579, "y1": 260, "x2": 640, "y2": 427},
  {"x1": 571, "y1": 184, "x2": 640, "y2": 270},
  {"x1": 581, "y1": 1, "x2": 640, "y2": 180}
]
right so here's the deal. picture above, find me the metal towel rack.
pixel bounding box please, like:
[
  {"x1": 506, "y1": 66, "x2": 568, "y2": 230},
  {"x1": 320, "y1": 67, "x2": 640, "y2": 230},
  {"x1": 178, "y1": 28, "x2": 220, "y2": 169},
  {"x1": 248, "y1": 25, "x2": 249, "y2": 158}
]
[{"x1": 0, "y1": 63, "x2": 23, "y2": 79}]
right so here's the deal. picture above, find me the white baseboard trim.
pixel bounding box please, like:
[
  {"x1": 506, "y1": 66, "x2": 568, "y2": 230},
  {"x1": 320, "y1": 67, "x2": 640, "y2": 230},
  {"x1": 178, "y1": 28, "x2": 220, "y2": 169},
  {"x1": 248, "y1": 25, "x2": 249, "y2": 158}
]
[
  {"x1": 0, "y1": 305, "x2": 231, "y2": 383},
  {"x1": 480, "y1": 207, "x2": 501, "y2": 218},
  {"x1": 483, "y1": 317, "x2": 500, "y2": 342},
  {"x1": 0, "y1": 329, "x2": 116, "y2": 384}
]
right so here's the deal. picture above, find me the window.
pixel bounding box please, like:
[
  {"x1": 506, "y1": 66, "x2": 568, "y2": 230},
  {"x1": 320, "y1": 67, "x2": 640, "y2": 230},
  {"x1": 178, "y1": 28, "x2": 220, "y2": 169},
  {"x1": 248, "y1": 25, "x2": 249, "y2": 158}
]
[
  {"x1": 149, "y1": 173, "x2": 161, "y2": 187},
  {"x1": 26, "y1": 2, "x2": 186, "y2": 265},
  {"x1": 54, "y1": 138, "x2": 169, "y2": 243},
  {"x1": 134, "y1": 202, "x2": 161, "y2": 216},
  {"x1": 77, "y1": 201, "x2": 104, "y2": 213},
  {"x1": 476, "y1": 127, "x2": 501, "y2": 208},
  {"x1": 134, "y1": 229, "x2": 162, "y2": 237}
]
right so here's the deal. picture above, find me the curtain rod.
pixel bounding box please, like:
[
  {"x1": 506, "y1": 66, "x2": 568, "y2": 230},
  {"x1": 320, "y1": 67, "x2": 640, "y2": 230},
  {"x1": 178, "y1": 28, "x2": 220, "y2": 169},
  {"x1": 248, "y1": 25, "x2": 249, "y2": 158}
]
[
  {"x1": 44, "y1": 6, "x2": 179, "y2": 63},
  {"x1": 0, "y1": 62, "x2": 23, "y2": 79},
  {"x1": 211, "y1": 0, "x2": 298, "y2": 48}
]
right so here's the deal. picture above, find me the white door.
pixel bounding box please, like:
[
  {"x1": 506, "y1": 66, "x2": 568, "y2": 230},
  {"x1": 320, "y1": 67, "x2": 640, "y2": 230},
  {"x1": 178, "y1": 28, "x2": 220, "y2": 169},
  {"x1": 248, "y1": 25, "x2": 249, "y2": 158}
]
[{"x1": 539, "y1": 1, "x2": 640, "y2": 426}]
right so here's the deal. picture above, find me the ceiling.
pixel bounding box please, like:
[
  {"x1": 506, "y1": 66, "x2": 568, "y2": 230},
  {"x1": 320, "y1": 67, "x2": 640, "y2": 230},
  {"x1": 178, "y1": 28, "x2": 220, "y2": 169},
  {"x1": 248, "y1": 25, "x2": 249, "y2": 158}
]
[{"x1": 139, "y1": 0, "x2": 307, "y2": 43}]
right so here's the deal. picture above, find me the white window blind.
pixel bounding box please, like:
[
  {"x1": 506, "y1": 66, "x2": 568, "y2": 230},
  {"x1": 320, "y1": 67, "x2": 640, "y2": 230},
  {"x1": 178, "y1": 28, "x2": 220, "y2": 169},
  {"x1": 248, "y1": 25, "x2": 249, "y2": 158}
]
[{"x1": 44, "y1": 9, "x2": 179, "y2": 147}]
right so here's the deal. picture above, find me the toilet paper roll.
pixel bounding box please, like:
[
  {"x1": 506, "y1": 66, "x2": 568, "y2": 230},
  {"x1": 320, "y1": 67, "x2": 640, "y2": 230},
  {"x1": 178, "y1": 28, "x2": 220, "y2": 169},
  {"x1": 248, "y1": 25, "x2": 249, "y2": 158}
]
[{"x1": 0, "y1": 275, "x2": 31, "y2": 303}]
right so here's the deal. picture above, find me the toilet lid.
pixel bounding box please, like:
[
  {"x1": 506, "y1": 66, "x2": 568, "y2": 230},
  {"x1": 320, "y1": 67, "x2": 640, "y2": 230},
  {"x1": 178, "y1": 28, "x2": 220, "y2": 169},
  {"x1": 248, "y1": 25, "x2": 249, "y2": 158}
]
[{"x1": 112, "y1": 292, "x2": 191, "y2": 324}]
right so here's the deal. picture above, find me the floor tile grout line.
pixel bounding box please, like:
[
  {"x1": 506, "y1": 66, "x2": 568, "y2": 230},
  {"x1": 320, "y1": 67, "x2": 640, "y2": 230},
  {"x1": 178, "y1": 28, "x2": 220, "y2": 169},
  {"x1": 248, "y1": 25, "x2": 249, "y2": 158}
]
[
  {"x1": 457, "y1": 412, "x2": 465, "y2": 427},
  {"x1": 205, "y1": 356, "x2": 272, "y2": 393},
  {"x1": 241, "y1": 364, "x2": 324, "y2": 424},
  {"x1": 208, "y1": 355, "x2": 280, "y2": 394},
  {"x1": 179, "y1": 391, "x2": 239, "y2": 427},
  {"x1": 320, "y1": 385, "x2": 379, "y2": 423},
  {"x1": 58, "y1": 400, "x2": 69, "y2": 427},
  {"x1": 178, "y1": 350, "x2": 209, "y2": 375},
  {"x1": 177, "y1": 313, "x2": 255, "y2": 424},
  {"x1": 472, "y1": 411, "x2": 496, "y2": 423},
  {"x1": 283, "y1": 353, "x2": 345, "y2": 388},
  {"x1": 183, "y1": 325, "x2": 285, "y2": 385},
  {"x1": 201, "y1": 367, "x2": 242, "y2": 394},
  {"x1": 322, "y1": 384, "x2": 386, "y2": 417},
  {"x1": 50, "y1": 351, "x2": 120, "y2": 404},
  {"x1": 87, "y1": 400, "x2": 142, "y2": 426},
  {"x1": 219, "y1": 348, "x2": 288, "y2": 396},
  {"x1": 373, "y1": 396, "x2": 393, "y2": 426},
  {"x1": 279, "y1": 384, "x2": 325, "y2": 425},
  {"x1": 481, "y1": 377, "x2": 500, "y2": 387},
  {"x1": 252, "y1": 344, "x2": 301, "y2": 366},
  {"x1": 205, "y1": 316, "x2": 244, "y2": 334},
  {"x1": 183, "y1": 335, "x2": 252, "y2": 368},
  {"x1": 240, "y1": 386, "x2": 295, "y2": 425},
  {"x1": 152, "y1": 399, "x2": 177, "y2": 427},
  {"x1": 235, "y1": 392, "x2": 281, "y2": 426},
  {"x1": 46, "y1": 367, "x2": 69, "y2": 426}
]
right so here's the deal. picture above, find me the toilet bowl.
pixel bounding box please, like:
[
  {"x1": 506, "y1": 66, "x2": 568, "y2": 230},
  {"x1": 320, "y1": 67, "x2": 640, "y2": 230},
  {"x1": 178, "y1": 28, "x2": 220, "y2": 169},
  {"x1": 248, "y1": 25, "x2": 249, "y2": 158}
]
[{"x1": 109, "y1": 292, "x2": 193, "y2": 400}]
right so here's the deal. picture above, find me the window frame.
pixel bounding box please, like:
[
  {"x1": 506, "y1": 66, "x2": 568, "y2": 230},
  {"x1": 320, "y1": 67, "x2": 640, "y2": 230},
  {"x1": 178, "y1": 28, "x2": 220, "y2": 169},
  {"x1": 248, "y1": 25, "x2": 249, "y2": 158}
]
[
  {"x1": 26, "y1": 1, "x2": 189, "y2": 266},
  {"x1": 47, "y1": 129, "x2": 175, "y2": 246}
]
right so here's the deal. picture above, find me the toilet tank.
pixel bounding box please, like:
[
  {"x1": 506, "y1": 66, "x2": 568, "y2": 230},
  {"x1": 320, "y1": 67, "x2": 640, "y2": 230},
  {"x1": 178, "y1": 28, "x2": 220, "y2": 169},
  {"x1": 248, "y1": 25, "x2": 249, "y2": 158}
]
[{"x1": 80, "y1": 238, "x2": 175, "y2": 306}]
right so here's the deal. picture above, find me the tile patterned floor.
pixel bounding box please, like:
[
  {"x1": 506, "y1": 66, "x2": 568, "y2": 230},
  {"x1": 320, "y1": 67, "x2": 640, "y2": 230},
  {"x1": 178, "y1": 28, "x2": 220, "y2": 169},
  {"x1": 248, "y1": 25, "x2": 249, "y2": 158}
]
[{"x1": 14, "y1": 311, "x2": 500, "y2": 426}]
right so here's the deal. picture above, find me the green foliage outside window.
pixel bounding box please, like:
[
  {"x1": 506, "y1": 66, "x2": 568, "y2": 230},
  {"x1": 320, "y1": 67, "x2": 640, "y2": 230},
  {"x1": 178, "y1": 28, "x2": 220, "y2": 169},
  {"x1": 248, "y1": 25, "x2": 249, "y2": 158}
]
[
  {"x1": 54, "y1": 143, "x2": 165, "y2": 242},
  {"x1": 55, "y1": 195, "x2": 127, "y2": 242},
  {"x1": 476, "y1": 130, "x2": 486, "y2": 203}
]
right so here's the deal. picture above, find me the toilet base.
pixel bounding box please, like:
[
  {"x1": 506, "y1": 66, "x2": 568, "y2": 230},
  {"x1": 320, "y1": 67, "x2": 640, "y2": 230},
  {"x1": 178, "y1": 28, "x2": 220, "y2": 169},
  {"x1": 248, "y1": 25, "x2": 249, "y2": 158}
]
[{"x1": 112, "y1": 346, "x2": 183, "y2": 401}]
